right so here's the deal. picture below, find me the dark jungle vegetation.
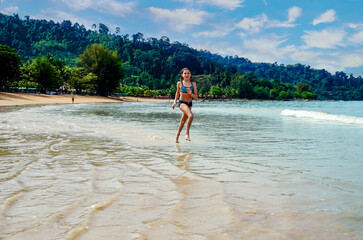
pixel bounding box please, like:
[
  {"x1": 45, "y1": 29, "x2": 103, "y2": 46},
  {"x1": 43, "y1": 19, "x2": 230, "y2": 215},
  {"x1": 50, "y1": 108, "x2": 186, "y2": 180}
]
[{"x1": 1, "y1": 13, "x2": 363, "y2": 100}]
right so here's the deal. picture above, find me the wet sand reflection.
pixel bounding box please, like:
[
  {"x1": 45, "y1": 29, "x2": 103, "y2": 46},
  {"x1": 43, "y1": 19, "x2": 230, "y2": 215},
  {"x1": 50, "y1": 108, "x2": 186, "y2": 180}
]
[{"x1": 174, "y1": 143, "x2": 192, "y2": 171}]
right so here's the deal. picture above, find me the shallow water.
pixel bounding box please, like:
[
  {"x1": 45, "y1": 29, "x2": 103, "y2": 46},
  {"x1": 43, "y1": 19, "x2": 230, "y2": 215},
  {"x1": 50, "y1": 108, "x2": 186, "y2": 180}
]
[{"x1": 1, "y1": 101, "x2": 362, "y2": 239}]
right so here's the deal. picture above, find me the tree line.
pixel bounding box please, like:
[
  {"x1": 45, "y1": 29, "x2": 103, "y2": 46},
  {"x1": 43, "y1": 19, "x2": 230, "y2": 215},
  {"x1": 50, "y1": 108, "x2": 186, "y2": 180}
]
[
  {"x1": 1, "y1": 43, "x2": 123, "y2": 96},
  {"x1": 1, "y1": 13, "x2": 363, "y2": 100}
]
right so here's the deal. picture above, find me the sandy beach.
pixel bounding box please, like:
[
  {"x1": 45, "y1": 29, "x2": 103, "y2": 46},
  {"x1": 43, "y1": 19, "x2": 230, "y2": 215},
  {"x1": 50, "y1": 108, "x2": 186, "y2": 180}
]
[{"x1": 0, "y1": 92, "x2": 170, "y2": 110}]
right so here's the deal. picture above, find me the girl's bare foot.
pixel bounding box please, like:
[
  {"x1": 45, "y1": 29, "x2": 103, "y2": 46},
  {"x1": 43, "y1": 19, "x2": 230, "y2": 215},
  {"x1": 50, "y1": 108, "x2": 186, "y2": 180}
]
[
  {"x1": 175, "y1": 134, "x2": 180, "y2": 143},
  {"x1": 185, "y1": 134, "x2": 191, "y2": 141}
]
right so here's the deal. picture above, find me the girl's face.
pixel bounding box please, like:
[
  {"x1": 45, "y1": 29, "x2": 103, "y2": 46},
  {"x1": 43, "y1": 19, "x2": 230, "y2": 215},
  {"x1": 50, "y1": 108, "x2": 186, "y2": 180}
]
[{"x1": 182, "y1": 69, "x2": 191, "y2": 80}]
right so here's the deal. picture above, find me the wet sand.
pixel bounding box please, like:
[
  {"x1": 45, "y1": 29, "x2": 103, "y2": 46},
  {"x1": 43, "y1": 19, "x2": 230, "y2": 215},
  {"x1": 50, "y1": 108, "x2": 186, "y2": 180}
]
[{"x1": 0, "y1": 92, "x2": 170, "y2": 109}]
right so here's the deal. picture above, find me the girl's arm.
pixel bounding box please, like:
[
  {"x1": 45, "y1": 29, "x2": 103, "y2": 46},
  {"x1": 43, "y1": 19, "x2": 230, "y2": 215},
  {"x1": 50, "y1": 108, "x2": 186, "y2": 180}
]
[
  {"x1": 188, "y1": 82, "x2": 198, "y2": 100},
  {"x1": 172, "y1": 82, "x2": 180, "y2": 109}
]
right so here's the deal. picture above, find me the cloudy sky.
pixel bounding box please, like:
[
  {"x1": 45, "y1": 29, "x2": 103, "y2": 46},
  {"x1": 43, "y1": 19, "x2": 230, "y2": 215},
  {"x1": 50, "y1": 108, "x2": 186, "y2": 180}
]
[{"x1": 2, "y1": 0, "x2": 363, "y2": 76}]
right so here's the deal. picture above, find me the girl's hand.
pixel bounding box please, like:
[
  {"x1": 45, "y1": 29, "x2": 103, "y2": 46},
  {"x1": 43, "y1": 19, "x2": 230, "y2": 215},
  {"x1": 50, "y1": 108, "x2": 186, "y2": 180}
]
[
  {"x1": 172, "y1": 102, "x2": 176, "y2": 109},
  {"x1": 187, "y1": 88, "x2": 192, "y2": 95}
]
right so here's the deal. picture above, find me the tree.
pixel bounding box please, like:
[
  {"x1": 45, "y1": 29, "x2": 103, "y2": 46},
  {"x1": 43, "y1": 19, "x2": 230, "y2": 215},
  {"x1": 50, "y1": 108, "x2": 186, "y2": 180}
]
[
  {"x1": 132, "y1": 32, "x2": 144, "y2": 45},
  {"x1": 79, "y1": 44, "x2": 124, "y2": 96},
  {"x1": 231, "y1": 74, "x2": 254, "y2": 99},
  {"x1": 277, "y1": 90, "x2": 288, "y2": 100},
  {"x1": 136, "y1": 72, "x2": 153, "y2": 88},
  {"x1": 99, "y1": 23, "x2": 109, "y2": 35},
  {"x1": 67, "y1": 67, "x2": 98, "y2": 94},
  {"x1": 301, "y1": 91, "x2": 317, "y2": 100},
  {"x1": 193, "y1": 75, "x2": 211, "y2": 97},
  {"x1": 18, "y1": 61, "x2": 39, "y2": 89},
  {"x1": 254, "y1": 86, "x2": 270, "y2": 99},
  {"x1": 30, "y1": 55, "x2": 62, "y2": 92},
  {"x1": 270, "y1": 89, "x2": 279, "y2": 99},
  {"x1": 0, "y1": 44, "x2": 21, "y2": 88},
  {"x1": 295, "y1": 82, "x2": 311, "y2": 93},
  {"x1": 209, "y1": 85, "x2": 224, "y2": 98},
  {"x1": 115, "y1": 27, "x2": 120, "y2": 35}
]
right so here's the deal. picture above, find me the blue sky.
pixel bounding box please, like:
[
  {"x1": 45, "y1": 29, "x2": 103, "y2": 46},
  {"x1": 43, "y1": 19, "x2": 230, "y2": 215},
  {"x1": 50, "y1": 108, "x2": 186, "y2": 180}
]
[{"x1": 2, "y1": 0, "x2": 363, "y2": 76}]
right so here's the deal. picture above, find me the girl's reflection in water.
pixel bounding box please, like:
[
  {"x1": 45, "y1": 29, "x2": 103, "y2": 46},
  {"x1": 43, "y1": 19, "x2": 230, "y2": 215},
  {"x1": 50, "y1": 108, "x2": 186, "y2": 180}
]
[{"x1": 174, "y1": 143, "x2": 192, "y2": 170}]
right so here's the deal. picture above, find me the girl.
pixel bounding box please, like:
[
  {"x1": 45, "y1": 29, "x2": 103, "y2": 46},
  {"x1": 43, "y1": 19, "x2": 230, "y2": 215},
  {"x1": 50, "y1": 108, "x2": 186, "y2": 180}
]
[{"x1": 172, "y1": 68, "x2": 198, "y2": 143}]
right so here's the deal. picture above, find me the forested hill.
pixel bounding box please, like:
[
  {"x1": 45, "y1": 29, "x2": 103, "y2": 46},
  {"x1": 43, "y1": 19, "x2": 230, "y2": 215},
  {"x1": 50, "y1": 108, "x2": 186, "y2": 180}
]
[{"x1": 1, "y1": 13, "x2": 363, "y2": 100}]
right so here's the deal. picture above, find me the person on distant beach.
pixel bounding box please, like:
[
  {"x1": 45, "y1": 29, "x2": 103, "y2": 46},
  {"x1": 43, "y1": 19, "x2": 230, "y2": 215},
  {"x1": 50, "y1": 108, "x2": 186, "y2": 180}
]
[{"x1": 172, "y1": 68, "x2": 198, "y2": 143}]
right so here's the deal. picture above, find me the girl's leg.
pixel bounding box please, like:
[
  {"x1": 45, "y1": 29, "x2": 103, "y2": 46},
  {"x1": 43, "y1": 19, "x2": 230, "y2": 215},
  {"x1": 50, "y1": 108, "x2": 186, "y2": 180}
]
[
  {"x1": 175, "y1": 112, "x2": 187, "y2": 143},
  {"x1": 179, "y1": 104, "x2": 194, "y2": 141},
  {"x1": 185, "y1": 108, "x2": 194, "y2": 141}
]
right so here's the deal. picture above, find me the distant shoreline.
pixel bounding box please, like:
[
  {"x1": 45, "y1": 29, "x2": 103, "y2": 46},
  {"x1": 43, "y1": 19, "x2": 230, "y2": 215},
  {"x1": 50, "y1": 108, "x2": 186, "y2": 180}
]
[
  {"x1": 0, "y1": 92, "x2": 170, "y2": 111},
  {"x1": 1, "y1": 92, "x2": 342, "y2": 112}
]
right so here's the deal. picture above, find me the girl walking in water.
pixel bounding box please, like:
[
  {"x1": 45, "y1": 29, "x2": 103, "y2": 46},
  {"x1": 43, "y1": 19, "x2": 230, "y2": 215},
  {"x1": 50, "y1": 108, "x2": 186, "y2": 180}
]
[{"x1": 172, "y1": 68, "x2": 198, "y2": 143}]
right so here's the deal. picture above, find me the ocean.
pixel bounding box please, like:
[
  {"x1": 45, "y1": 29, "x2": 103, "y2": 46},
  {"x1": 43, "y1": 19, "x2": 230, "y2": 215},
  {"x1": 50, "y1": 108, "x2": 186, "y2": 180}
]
[{"x1": 1, "y1": 100, "x2": 362, "y2": 239}]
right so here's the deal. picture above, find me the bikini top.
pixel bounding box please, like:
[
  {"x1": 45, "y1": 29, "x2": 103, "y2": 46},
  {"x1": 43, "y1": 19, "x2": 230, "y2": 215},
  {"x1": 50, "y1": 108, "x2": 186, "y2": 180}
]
[{"x1": 180, "y1": 81, "x2": 194, "y2": 93}]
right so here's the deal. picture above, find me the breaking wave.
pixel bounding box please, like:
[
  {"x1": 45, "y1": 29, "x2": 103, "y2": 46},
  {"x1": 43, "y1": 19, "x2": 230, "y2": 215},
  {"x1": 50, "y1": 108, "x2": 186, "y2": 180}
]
[{"x1": 281, "y1": 109, "x2": 363, "y2": 125}]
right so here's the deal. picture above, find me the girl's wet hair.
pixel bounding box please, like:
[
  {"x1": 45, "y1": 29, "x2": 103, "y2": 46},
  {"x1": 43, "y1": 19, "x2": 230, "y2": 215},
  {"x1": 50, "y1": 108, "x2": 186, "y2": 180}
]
[{"x1": 179, "y1": 68, "x2": 192, "y2": 81}]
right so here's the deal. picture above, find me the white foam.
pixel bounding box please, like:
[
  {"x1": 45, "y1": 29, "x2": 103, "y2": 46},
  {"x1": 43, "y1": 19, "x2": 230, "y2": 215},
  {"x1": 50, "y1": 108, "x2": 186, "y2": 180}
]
[{"x1": 281, "y1": 109, "x2": 363, "y2": 125}]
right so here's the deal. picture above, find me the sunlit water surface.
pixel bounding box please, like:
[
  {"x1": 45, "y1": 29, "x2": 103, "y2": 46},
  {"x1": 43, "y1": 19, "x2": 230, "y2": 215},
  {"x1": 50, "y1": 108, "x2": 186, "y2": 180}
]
[{"x1": 1, "y1": 100, "x2": 362, "y2": 239}]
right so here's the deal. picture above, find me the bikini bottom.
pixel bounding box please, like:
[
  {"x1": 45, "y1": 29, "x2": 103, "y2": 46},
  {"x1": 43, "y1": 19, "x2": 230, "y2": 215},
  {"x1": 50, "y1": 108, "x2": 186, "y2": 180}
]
[{"x1": 178, "y1": 99, "x2": 192, "y2": 108}]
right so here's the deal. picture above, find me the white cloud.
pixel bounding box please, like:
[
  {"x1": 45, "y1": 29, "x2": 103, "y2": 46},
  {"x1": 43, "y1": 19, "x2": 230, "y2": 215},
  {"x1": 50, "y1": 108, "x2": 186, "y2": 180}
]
[
  {"x1": 314, "y1": 63, "x2": 343, "y2": 73},
  {"x1": 290, "y1": 49, "x2": 321, "y2": 63},
  {"x1": 288, "y1": 6, "x2": 301, "y2": 23},
  {"x1": 149, "y1": 7, "x2": 210, "y2": 32},
  {"x1": 236, "y1": 7, "x2": 301, "y2": 34},
  {"x1": 61, "y1": 0, "x2": 93, "y2": 10},
  {"x1": 60, "y1": 0, "x2": 136, "y2": 16},
  {"x1": 290, "y1": 48, "x2": 363, "y2": 74},
  {"x1": 235, "y1": 35, "x2": 352, "y2": 74},
  {"x1": 97, "y1": 0, "x2": 136, "y2": 16},
  {"x1": 302, "y1": 29, "x2": 345, "y2": 49},
  {"x1": 190, "y1": 41, "x2": 244, "y2": 57},
  {"x1": 193, "y1": 34, "x2": 362, "y2": 75},
  {"x1": 174, "y1": 0, "x2": 244, "y2": 10},
  {"x1": 236, "y1": 14, "x2": 268, "y2": 33},
  {"x1": 340, "y1": 54, "x2": 363, "y2": 68},
  {"x1": 350, "y1": 30, "x2": 363, "y2": 45},
  {"x1": 239, "y1": 32, "x2": 247, "y2": 38},
  {"x1": 268, "y1": 20, "x2": 295, "y2": 28},
  {"x1": 3, "y1": 6, "x2": 19, "y2": 15},
  {"x1": 289, "y1": 49, "x2": 340, "y2": 73},
  {"x1": 312, "y1": 9, "x2": 336, "y2": 25},
  {"x1": 193, "y1": 29, "x2": 231, "y2": 37},
  {"x1": 243, "y1": 36, "x2": 286, "y2": 52},
  {"x1": 242, "y1": 35, "x2": 295, "y2": 62},
  {"x1": 269, "y1": 6, "x2": 301, "y2": 27},
  {"x1": 279, "y1": 48, "x2": 345, "y2": 73},
  {"x1": 347, "y1": 22, "x2": 363, "y2": 29},
  {"x1": 197, "y1": 0, "x2": 244, "y2": 10}
]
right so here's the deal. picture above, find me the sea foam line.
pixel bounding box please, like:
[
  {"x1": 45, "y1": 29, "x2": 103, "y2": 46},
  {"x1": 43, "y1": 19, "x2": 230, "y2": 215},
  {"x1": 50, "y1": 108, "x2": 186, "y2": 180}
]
[{"x1": 281, "y1": 109, "x2": 363, "y2": 125}]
